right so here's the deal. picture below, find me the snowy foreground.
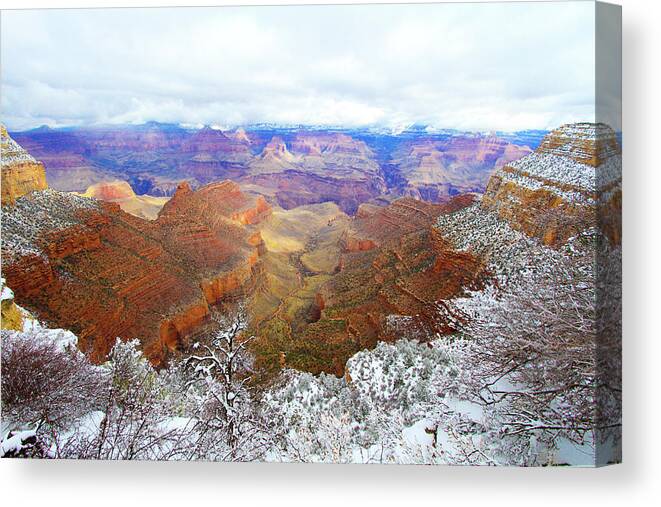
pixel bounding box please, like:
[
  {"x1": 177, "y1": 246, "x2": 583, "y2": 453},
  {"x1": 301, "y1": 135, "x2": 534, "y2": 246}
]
[
  {"x1": 1, "y1": 204, "x2": 620, "y2": 466},
  {"x1": 0, "y1": 322, "x2": 572, "y2": 465}
]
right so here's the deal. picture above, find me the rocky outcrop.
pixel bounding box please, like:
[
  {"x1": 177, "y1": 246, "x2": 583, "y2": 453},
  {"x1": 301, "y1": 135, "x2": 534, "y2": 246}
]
[
  {"x1": 181, "y1": 126, "x2": 252, "y2": 163},
  {"x1": 232, "y1": 195, "x2": 271, "y2": 225},
  {"x1": 79, "y1": 180, "x2": 170, "y2": 220},
  {"x1": 290, "y1": 132, "x2": 375, "y2": 160},
  {"x1": 1, "y1": 126, "x2": 48, "y2": 205},
  {"x1": 536, "y1": 123, "x2": 620, "y2": 166},
  {"x1": 1, "y1": 180, "x2": 271, "y2": 366},
  {"x1": 341, "y1": 195, "x2": 477, "y2": 252},
  {"x1": 243, "y1": 169, "x2": 386, "y2": 215},
  {"x1": 1, "y1": 278, "x2": 23, "y2": 331},
  {"x1": 231, "y1": 127, "x2": 252, "y2": 145},
  {"x1": 81, "y1": 180, "x2": 135, "y2": 201},
  {"x1": 342, "y1": 236, "x2": 377, "y2": 253},
  {"x1": 481, "y1": 123, "x2": 622, "y2": 246},
  {"x1": 249, "y1": 136, "x2": 298, "y2": 174},
  {"x1": 158, "y1": 180, "x2": 271, "y2": 227}
]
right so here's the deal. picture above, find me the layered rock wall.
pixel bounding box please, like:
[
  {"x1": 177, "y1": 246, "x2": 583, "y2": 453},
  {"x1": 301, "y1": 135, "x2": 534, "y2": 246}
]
[
  {"x1": 1, "y1": 126, "x2": 48, "y2": 205},
  {"x1": 2, "y1": 180, "x2": 271, "y2": 365},
  {"x1": 481, "y1": 123, "x2": 621, "y2": 246}
]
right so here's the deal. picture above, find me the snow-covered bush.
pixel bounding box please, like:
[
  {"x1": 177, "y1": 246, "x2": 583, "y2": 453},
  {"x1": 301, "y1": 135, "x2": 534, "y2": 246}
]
[
  {"x1": 63, "y1": 339, "x2": 197, "y2": 460},
  {"x1": 1, "y1": 327, "x2": 107, "y2": 457},
  {"x1": 2, "y1": 308, "x2": 274, "y2": 461},
  {"x1": 261, "y1": 339, "x2": 470, "y2": 464},
  {"x1": 436, "y1": 202, "x2": 621, "y2": 465},
  {"x1": 183, "y1": 307, "x2": 272, "y2": 461}
]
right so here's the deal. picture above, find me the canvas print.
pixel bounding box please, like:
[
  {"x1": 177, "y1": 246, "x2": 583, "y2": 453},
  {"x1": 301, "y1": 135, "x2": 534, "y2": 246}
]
[{"x1": 0, "y1": 1, "x2": 621, "y2": 466}]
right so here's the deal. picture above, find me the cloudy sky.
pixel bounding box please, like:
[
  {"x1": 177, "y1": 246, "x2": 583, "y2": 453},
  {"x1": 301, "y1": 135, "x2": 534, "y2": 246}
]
[{"x1": 2, "y1": 2, "x2": 597, "y2": 131}]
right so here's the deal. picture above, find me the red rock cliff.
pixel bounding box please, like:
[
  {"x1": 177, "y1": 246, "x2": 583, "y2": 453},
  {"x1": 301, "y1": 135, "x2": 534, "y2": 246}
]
[{"x1": 2, "y1": 179, "x2": 271, "y2": 366}]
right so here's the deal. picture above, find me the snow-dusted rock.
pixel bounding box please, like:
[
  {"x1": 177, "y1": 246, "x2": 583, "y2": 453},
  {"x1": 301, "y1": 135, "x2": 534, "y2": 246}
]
[
  {"x1": 480, "y1": 122, "x2": 622, "y2": 245},
  {"x1": 1, "y1": 125, "x2": 48, "y2": 205}
]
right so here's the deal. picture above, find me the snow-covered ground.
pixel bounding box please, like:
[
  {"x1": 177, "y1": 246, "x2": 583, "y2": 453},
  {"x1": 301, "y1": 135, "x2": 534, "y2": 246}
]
[
  {"x1": 0, "y1": 127, "x2": 38, "y2": 167},
  {"x1": 1, "y1": 188, "x2": 101, "y2": 259},
  {"x1": 1, "y1": 277, "x2": 15, "y2": 301},
  {"x1": 434, "y1": 198, "x2": 619, "y2": 466}
]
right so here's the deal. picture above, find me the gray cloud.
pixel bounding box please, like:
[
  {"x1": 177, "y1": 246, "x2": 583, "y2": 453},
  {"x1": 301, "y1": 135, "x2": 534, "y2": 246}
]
[{"x1": 1, "y1": 2, "x2": 597, "y2": 131}]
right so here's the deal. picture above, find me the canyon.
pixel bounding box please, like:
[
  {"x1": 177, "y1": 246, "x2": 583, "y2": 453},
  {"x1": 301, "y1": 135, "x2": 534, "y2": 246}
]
[
  {"x1": 1, "y1": 122, "x2": 620, "y2": 379},
  {"x1": 264, "y1": 194, "x2": 485, "y2": 376},
  {"x1": 11, "y1": 123, "x2": 541, "y2": 214},
  {"x1": 387, "y1": 135, "x2": 531, "y2": 201}
]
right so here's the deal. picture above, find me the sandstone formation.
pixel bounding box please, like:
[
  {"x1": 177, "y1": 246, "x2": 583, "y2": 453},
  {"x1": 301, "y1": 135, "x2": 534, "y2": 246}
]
[
  {"x1": 342, "y1": 194, "x2": 477, "y2": 252},
  {"x1": 181, "y1": 126, "x2": 252, "y2": 163},
  {"x1": 242, "y1": 170, "x2": 387, "y2": 215},
  {"x1": 536, "y1": 123, "x2": 620, "y2": 166},
  {"x1": 231, "y1": 127, "x2": 252, "y2": 145},
  {"x1": 159, "y1": 180, "x2": 270, "y2": 226},
  {"x1": 1, "y1": 181, "x2": 271, "y2": 365},
  {"x1": 249, "y1": 136, "x2": 298, "y2": 172},
  {"x1": 243, "y1": 133, "x2": 387, "y2": 214},
  {"x1": 1, "y1": 126, "x2": 48, "y2": 205},
  {"x1": 80, "y1": 180, "x2": 169, "y2": 220},
  {"x1": 481, "y1": 123, "x2": 622, "y2": 246}
]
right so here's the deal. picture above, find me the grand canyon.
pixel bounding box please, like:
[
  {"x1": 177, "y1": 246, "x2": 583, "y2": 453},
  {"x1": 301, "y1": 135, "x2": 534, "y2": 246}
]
[
  {"x1": 1, "y1": 123, "x2": 540, "y2": 371},
  {"x1": 1, "y1": 120, "x2": 621, "y2": 465},
  {"x1": 0, "y1": 2, "x2": 621, "y2": 468}
]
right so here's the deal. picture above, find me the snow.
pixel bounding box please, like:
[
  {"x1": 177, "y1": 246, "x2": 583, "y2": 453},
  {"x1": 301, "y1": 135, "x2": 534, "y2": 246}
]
[
  {"x1": 18, "y1": 318, "x2": 79, "y2": 351},
  {"x1": 68, "y1": 411, "x2": 106, "y2": 439},
  {"x1": 432, "y1": 198, "x2": 616, "y2": 466},
  {"x1": 505, "y1": 152, "x2": 621, "y2": 198},
  {"x1": 555, "y1": 434, "x2": 597, "y2": 467},
  {"x1": 1, "y1": 188, "x2": 101, "y2": 260},
  {"x1": 435, "y1": 202, "x2": 567, "y2": 286},
  {"x1": 0, "y1": 429, "x2": 37, "y2": 456},
  {"x1": 0, "y1": 129, "x2": 38, "y2": 167},
  {"x1": 493, "y1": 125, "x2": 622, "y2": 205},
  {"x1": 539, "y1": 123, "x2": 620, "y2": 161},
  {"x1": 550, "y1": 123, "x2": 614, "y2": 140},
  {"x1": 1, "y1": 277, "x2": 14, "y2": 301},
  {"x1": 401, "y1": 419, "x2": 436, "y2": 462},
  {"x1": 260, "y1": 338, "x2": 481, "y2": 464},
  {"x1": 509, "y1": 152, "x2": 597, "y2": 189}
]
